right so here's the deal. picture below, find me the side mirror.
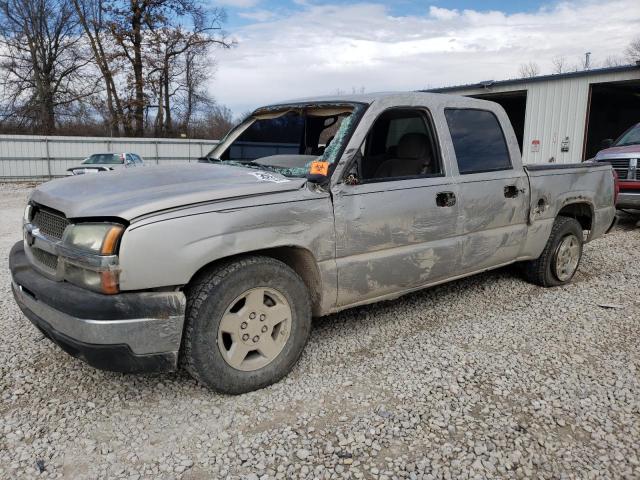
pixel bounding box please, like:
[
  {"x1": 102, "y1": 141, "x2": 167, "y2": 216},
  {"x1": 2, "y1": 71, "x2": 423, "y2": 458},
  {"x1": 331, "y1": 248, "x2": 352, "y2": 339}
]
[{"x1": 600, "y1": 139, "x2": 614, "y2": 149}]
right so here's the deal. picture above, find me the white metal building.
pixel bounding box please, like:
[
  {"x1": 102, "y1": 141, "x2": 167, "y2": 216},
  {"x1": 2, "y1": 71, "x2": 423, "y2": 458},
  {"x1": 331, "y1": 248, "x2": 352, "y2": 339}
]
[
  {"x1": 427, "y1": 64, "x2": 640, "y2": 164},
  {"x1": 0, "y1": 135, "x2": 218, "y2": 179}
]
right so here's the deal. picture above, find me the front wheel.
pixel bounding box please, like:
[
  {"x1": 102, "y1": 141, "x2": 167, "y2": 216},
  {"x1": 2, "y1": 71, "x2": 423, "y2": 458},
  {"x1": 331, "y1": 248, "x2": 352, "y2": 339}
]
[
  {"x1": 522, "y1": 216, "x2": 584, "y2": 287},
  {"x1": 182, "y1": 256, "x2": 312, "y2": 394}
]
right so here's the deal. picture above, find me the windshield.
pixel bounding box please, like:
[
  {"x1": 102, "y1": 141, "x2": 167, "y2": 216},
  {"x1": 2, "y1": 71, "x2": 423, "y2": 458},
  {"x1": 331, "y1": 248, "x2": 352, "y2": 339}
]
[
  {"x1": 207, "y1": 103, "x2": 365, "y2": 178},
  {"x1": 614, "y1": 123, "x2": 640, "y2": 147},
  {"x1": 83, "y1": 153, "x2": 123, "y2": 165}
]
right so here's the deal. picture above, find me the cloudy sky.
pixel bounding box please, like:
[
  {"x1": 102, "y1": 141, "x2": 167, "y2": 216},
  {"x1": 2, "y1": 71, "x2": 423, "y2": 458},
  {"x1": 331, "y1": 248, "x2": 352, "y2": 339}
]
[{"x1": 209, "y1": 0, "x2": 640, "y2": 115}]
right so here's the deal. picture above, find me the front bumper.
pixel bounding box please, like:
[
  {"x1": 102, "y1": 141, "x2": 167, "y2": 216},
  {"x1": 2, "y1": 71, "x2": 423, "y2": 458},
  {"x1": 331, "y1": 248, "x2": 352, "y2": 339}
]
[
  {"x1": 617, "y1": 191, "x2": 640, "y2": 210},
  {"x1": 10, "y1": 241, "x2": 186, "y2": 373}
]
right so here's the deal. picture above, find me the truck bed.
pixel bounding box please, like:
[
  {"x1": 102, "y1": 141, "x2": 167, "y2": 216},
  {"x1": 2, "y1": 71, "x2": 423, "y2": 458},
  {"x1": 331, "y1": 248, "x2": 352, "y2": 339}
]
[{"x1": 524, "y1": 161, "x2": 615, "y2": 244}]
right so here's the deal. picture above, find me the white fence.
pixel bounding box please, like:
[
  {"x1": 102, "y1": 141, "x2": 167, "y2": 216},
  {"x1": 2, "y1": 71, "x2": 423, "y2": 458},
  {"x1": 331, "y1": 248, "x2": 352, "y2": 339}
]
[{"x1": 0, "y1": 134, "x2": 219, "y2": 180}]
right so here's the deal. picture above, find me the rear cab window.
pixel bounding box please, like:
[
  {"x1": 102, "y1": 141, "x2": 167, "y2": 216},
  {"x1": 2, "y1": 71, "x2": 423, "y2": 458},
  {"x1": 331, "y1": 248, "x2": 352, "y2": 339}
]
[
  {"x1": 444, "y1": 109, "x2": 512, "y2": 174},
  {"x1": 223, "y1": 113, "x2": 305, "y2": 161}
]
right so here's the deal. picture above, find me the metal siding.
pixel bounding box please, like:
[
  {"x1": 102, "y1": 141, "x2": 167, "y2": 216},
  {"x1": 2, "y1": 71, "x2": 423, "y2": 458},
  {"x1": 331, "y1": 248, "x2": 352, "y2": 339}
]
[
  {"x1": 436, "y1": 69, "x2": 640, "y2": 164},
  {"x1": 0, "y1": 135, "x2": 218, "y2": 180}
]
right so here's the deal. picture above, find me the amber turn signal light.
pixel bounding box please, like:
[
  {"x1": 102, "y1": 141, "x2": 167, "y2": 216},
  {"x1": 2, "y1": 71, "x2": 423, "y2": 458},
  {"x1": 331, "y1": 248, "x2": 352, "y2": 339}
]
[
  {"x1": 100, "y1": 271, "x2": 120, "y2": 294},
  {"x1": 101, "y1": 225, "x2": 124, "y2": 255}
]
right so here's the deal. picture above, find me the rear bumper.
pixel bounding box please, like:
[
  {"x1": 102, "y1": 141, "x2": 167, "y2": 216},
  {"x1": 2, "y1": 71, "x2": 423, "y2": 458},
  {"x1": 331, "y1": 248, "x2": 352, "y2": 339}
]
[
  {"x1": 617, "y1": 191, "x2": 640, "y2": 210},
  {"x1": 10, "y1": 241, "x2": 186, "y2": 373}
]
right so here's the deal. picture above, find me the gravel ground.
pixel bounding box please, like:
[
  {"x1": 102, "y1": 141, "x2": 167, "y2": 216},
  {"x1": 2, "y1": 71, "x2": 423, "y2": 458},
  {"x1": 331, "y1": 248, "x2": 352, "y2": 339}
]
[{"x1": 1, "y1": 183, "x2": 639, "y2": 480}]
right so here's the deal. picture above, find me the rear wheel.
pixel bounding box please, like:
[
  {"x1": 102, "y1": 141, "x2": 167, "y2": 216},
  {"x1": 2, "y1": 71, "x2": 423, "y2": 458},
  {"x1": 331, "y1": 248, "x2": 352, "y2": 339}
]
[
  {"x1": 182, "y1": 256, "x2": 312, "y2": 394},
  {"x1": 522, "y1": 216, "x2": 584, "y2": 287}
]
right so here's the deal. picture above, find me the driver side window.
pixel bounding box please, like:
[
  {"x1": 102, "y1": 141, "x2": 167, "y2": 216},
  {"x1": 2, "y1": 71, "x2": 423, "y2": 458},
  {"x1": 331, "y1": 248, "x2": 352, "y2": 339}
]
[{"x1": 356, "y1": 108, "x2": 442, "y2": 182}]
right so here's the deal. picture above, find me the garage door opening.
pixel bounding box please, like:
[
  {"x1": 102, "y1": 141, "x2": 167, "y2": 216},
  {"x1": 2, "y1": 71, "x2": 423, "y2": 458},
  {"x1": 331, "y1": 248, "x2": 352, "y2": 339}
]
[
  {"x1": 471, "y1": 90, "x2": 527, "y2": 153},
  {"x1": 583, "y1": 80, "x2": 640, "y2": 160}
]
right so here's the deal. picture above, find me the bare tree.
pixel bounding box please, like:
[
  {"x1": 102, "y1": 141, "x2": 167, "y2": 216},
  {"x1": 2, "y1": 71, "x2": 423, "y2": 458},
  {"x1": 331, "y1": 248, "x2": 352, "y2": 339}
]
[
  {"x1": 626, "y1": 36, "x2": 640, "y2": 63},
  {"x1": 0, "y1": 0, "x2": 97, "y2": 133},
  {"x1": 602, "y1": 55, "x2": 626, "y2": 68},
  {"x1": 145, "y1": 5, "x2": 232, "y2": 136},
  {"x1": 518, "y1": 61, "x2": 540, "y2": 78},
  {"x1": 102, "y1": 0, "x2": 232, "y2": 136},
  {"x1": 552, "y1": 56, "x2": 566, "y2": 74},
  {"x1": 71, "y1": 0, "x2": 132, "y2": 136},
  {"x1": 0, "y1": 0, "x2": 235, "y2": 137},
  {"x1": 188, "y1": 103, "x2": 235, "y2": 139},
  {"x1": 179, "y1": 46, "x2": 214, "y2": 132}
]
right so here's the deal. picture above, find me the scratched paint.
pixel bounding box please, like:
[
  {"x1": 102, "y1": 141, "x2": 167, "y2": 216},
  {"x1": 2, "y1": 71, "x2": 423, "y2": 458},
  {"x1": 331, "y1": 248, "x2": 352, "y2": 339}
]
[{"x1": 25, "y1": 92, "x2": 616, "y2": 317}]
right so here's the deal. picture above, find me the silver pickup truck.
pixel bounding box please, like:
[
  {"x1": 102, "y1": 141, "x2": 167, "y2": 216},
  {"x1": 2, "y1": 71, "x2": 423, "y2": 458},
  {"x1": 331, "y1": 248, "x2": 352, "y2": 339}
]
[{"x1": 10, "y1": 93, "x2": 617, "y2": 394}]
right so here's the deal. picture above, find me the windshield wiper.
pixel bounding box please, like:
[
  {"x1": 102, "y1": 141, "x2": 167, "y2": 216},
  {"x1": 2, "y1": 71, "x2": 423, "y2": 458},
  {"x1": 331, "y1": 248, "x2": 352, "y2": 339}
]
[
  {"x1": 615, "y1": 141, "x2": 640, "y2": 147},
  {"x1": 200, "y1": 157, "x2": 288, "y2": 175},
  {"x1": 225, "y1": 159, "x2": 277, "y2": 171},
  {"x1": 198, "y1": 157, "x2": 256, "y2": 165},
  {"x1": 228, "y1": 159, "x2": 258, "y2": 165}
]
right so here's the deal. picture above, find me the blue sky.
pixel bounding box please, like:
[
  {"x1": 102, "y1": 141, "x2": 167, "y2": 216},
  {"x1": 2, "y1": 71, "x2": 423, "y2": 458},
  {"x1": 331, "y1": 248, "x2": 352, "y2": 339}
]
[
  {"x1": 209, "y1": 0, "x2": 638, "y2": 115},
  {"x1": 221, "y1": 0, "x2": 550, "y2": 27}
]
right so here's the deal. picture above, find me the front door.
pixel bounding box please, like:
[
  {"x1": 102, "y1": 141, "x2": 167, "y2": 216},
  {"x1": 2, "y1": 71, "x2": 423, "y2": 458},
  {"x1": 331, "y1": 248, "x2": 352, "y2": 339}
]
[{"x1": 332, "y1": 107, "x2": 462, "y2": 307}]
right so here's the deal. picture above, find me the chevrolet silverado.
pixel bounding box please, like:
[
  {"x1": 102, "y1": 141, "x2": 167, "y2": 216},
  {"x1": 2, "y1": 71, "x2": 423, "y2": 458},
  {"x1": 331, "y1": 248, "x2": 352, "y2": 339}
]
[{"x1": 10, "y1": 93, "x2": 617, "y2": 394}]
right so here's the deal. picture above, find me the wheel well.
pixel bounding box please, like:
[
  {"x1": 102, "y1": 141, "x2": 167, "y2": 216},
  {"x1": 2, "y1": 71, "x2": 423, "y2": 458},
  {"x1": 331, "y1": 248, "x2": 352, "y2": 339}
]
[
  {"x1": 188, "y1": 247, "x2": 323, "y2": 316},
  {"x1": 557, "y1": 202, "x2": 593, "y2": 231}
]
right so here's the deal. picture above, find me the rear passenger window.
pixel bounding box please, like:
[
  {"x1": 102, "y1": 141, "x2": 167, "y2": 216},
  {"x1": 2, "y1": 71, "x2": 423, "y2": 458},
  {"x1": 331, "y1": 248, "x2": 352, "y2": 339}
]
[{"x1": 445, "y1": 109, "x2": 511, "y2": 174}]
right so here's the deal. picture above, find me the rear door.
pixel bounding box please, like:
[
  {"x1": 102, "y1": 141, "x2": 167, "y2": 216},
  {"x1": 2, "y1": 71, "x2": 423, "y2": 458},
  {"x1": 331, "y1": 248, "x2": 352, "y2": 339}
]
[{"x1": 443, "y1": 108, "x2": 529, "y2": 272}]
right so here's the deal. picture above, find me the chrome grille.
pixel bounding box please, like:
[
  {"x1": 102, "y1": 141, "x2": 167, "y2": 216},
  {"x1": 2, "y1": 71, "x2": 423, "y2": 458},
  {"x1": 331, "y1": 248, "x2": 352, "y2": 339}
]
[
  {"x1": 32, "y1": 208, "x2": 69, "y2": 240},
  {"x1": 603, "y1": 158, "x2": 639, "y2": 181},
  {"x1": 32, "y1": 248, "x2": 58, "y2": 271}
]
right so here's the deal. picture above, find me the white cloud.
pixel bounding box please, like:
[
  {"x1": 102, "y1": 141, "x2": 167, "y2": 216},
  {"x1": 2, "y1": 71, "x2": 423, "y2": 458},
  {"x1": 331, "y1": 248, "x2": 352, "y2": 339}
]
[
  {"x1": 214, "y1": 0, "x2": 260, "y2": 8},
  {"x1": 210, "y1": 1, "x2": 640, "y2": 114},
  {"x1": 429, "y1": 6, "x2": 459, "y2": 20}
]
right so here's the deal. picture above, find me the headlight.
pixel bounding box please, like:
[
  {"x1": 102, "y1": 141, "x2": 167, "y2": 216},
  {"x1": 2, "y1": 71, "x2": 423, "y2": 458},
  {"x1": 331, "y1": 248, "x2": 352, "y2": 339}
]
[
  {"x1": 61, "y1": 223, "x2": 124, "y2": 294},
  {"x1": 63, "y1": 223, "x2": 124, "y2": 255}
]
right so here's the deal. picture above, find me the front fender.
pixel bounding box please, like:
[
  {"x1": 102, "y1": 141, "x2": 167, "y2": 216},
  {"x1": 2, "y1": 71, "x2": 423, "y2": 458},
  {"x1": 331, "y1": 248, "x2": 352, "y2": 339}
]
[{"x1": 117, "y1": 196, "x2": 335, "y2": 292}]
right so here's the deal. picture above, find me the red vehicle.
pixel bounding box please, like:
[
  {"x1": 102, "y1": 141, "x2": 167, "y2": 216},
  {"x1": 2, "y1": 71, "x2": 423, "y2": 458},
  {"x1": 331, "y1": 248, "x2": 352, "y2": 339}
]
[{"x1": 595, "y1": 123, "x2": 640, "y2": 209}]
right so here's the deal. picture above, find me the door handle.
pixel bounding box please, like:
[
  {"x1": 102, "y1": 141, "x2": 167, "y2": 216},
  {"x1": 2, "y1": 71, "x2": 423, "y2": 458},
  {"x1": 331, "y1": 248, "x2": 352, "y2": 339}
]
[
  {"x1": 504, "y1": 185, "x2": 520, "y2": 198},
  {"x1": 436, "y1": 191, "x2": 456, "y2": 207}
]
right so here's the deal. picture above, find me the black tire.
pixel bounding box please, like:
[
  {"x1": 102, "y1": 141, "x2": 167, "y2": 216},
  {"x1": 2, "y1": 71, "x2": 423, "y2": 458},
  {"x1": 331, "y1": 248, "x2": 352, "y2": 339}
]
[
  {"x1": 182, "y1": 256, "x2": 311, "y2": 394},
  {"x1": 522, "y1": 216, "x2": 584, "y2": 287}
]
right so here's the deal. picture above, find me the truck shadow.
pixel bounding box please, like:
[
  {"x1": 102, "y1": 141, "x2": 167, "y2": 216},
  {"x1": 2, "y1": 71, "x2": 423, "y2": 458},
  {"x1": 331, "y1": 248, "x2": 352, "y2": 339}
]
[{"x1": 615, "y1": 209, "x2": 640, "y2": 230}]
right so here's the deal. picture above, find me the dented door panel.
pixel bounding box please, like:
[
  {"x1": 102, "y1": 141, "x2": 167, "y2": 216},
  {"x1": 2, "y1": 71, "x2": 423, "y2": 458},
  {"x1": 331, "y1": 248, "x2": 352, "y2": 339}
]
[
  {"x1": 332, "y1": 178, "x2": 461, "y2": 307},
  {"x1": 455, "y1": 172, "x2": 529, "y2": 272}
]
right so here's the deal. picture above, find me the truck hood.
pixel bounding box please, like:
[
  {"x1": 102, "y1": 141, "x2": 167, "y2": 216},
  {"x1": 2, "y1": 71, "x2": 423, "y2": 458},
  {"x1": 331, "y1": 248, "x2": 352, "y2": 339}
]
[
  {"x1": 595, "y1": 144, "x2": 640, "y2": 160},
  {"x1": 31, "y1": 163, "x2": 307, "y2": 221}
]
